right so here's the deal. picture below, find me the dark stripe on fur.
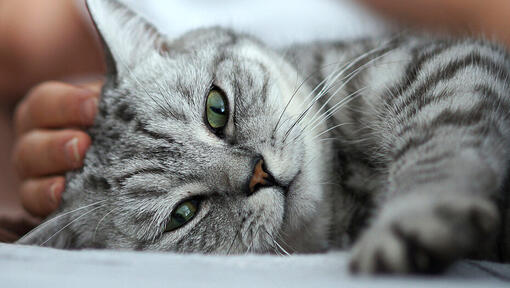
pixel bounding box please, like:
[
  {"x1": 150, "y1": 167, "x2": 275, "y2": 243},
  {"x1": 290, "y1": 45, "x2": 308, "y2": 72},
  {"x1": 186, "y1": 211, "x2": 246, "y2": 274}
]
[
  {"x1": 393, "y1": 101, "x2": 499, "y2": 162},
  {"x1": 135, "y1": 120, "x2": 176, "y2": 144},
  {"x1": 115, "y1": 167, "x2": 167, "y2": 186},
  {"x1": 392, "y1": 132, "x2": 435, "y2": 161},
  {"x1": 386, "y1": 41, "x2": 452, "y2": 104},
  {"x1": 414, "y1": 151, "x2": 455, "y2": 167},
  {"x1": 394, "y1": 52, "x2": 510, "y2": 117},
  {"x1": 115, "y1": 102, "x2": 136, "y2": 122},
  {"x1": 396, "y1": 86, "x2": 510, "y2": 138}
]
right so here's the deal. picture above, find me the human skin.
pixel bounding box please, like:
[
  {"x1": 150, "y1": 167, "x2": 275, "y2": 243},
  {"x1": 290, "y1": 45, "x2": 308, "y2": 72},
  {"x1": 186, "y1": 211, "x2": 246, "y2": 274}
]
[
  {"x1": 12, "y1": 81, "x2": 101, "y2": 217},
  {"x1": 0, "y1": 0, "x2": 103, "y2": 236},
  {"x1": 1, "y1": 0, "x2": 510, "y2": 240}
]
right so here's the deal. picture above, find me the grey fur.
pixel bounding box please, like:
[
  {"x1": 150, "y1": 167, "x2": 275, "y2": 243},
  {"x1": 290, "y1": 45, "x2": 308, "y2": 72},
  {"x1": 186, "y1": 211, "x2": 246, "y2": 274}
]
[{"x1": 18, "y1": 0, "x2": 510, "y2": 274}]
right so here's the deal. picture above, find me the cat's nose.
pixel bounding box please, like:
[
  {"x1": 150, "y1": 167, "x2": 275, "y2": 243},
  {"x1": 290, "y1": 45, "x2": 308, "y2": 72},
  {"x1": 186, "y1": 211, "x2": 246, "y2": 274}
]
[{"x1": 247, "y1": 157, "x2": 276, "y2": 196}]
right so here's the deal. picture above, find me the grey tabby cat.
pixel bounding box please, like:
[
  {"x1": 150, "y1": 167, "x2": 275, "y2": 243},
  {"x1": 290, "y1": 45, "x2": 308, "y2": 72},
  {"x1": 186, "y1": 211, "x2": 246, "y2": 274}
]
[{"x1": 19, "y1": 0, "x2": 510, "y2": 274}]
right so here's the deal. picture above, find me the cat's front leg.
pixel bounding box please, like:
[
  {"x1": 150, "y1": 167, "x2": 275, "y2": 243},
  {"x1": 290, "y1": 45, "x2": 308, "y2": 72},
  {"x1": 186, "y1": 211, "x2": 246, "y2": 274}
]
[
  {"x1": 349, "y1": 143, "x2": 505, "y2": 274},
  {"x1": 329, "y1": 38, "x2": 510, "y2": 274},
  {"x1": 349, "y1": 191, "x2": 499, "y2": 273}
]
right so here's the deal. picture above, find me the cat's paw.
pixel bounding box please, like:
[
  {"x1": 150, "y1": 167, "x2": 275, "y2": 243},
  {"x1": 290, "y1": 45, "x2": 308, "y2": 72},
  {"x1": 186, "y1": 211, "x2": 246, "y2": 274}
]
[{"x1": 348, "y1": 195, "x2": 499, "y2": 274}]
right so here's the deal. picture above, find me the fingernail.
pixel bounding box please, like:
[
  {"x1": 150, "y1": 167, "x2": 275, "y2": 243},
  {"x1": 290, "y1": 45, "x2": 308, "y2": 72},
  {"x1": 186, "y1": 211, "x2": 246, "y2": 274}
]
[
  {"x1": 81, "y1": 98, "x2": 98, "y2": 124},
  {"x1": 65, "y1": 137, "x2": 81, "y2": 166},
  {"x1": 49, "y1": 182, "x2": 63, "y2": 206}
]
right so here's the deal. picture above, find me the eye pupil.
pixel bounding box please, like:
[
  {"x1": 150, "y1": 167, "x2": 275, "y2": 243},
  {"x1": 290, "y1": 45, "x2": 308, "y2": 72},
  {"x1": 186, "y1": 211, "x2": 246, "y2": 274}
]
[
  {"x1": 206, "y1": 89, "x2": 228, "y2": 130},
  {"x1": 210, "y1": 106, "x2": 225, "y2": 115},
  {"x1": 173, "y1": 214, "x2": 186, "y2": 224},
  {"x1": 165, "y1": 200, "x2": 199, "y2": 232}
]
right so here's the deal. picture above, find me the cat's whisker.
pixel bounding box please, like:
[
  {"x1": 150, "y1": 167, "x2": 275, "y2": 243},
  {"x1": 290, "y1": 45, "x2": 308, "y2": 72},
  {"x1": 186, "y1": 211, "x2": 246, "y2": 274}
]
[
  {"x1": 239, "y1": 219, "x2": 256, "y2": 253},
  {"x1": 292, "y1": 43, "x2": 403, "y2": 144},
  {"x1": 227, "y1": 227, "x2": 242, "y2": 255},
  {"x1": 273, "y1": 43, "x2": 383, "y2": 139},
  {"x1": 280, "y1": 61, "x2": 367, "y2": 141},
  {"x1": 294, "y1": 63, "x2": 369, "y2": 132},
  {"x1": 245, "y1": 225, "x2": 262, "y2": 254},
  {"x1": 272, "y1": 61, "x2": 346, "y2": 138},
  {"x1": 264, "y1": 231, "x2": 278, "y2": 255},
  {"x1": 288, "y1": 44, "x2": 397, "y2": 136},
  {"x1": 280, "y1": 75, "x2": 342, "y2": 141},
  {"x1": 297, "y1": 63, "x2": 345, "y2": 107},
  {"x1": 271, "y1": 232, "x2": 293, "y2": 256},
  {"x1": 302, "y1": 49, "x2": 396, "y2": 131},
  {"x1": 18, "y1": 200, "x2": 108, "y2": 243},
  {"x1": 273, "y1": 54, "x2": 355, "y2": 131},
  {"x1": 292, "y1": 61, "x2": 353, "y2": 116},
  {"x1": 284, "y1": 56, "x2": 404, "y2": 146},
  {"x1": 327, "y1": 123, "x2": 382, "y2": 146},
  {"x1": 310, "y1": 122, "x2": 354, "y2": 141},
  {"x1": 287, "y1": 88, "x2": 363, "y2": 145},
  {"x1": 260, "y1": 227, "x2": 288, "y2": 256},
  {"x1": 273, "y1": 75, "x2": 313, "y2": 136},
  {"x1": 282, "y1": 66, "x2": 382, "y2": 142},
  {"x1": 273, "y1": 239, "x2": 291, "y2": 256},
  {"x1": 93, "y1": 207, "x2": 120, "y2": 242},
  {"x1": 304, "y1": 88, "x2": 365, "y2": 137},
  {"x1": 39, "y1": 204, "x2": 107, "y2": 247}
]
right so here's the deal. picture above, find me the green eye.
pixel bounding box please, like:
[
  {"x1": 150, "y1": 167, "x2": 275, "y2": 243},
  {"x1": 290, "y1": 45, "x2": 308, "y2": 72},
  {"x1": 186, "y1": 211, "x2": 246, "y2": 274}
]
[
  {"x1": 206, "y1": 88, "x2": 228, "y2": 130},
  {"x1": 165, "y1": 199, "x2": 199, "y2": 232}
]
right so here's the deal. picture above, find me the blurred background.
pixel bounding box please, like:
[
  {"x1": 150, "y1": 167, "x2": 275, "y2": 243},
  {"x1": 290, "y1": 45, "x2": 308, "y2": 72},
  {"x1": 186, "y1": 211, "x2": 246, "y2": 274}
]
[{"x1": 0, "y1": 0, "x2": 509, "y2": 241}]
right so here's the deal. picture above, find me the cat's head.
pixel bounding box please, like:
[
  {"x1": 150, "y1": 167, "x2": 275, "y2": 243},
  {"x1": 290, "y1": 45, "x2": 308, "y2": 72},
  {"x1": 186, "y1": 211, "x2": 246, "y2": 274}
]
[{"x1": 21, "y1": 0, "x2": 332, "y2": 253}]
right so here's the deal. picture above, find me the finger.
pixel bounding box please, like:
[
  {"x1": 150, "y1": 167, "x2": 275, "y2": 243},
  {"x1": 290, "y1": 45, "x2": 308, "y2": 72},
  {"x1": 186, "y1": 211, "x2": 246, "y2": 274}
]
[
  {"x1": 78, "y1": 79, "x2": 104, "y2": 94},
  {"x1": 13, "y1": 129, "x2": 91, "y2": 178},
  {"x1": 14, "y1": 81, "x2": 99, "y2": 136},
  {"x1": 20, "y1": 176, "x2": 65, "y2": 217}
]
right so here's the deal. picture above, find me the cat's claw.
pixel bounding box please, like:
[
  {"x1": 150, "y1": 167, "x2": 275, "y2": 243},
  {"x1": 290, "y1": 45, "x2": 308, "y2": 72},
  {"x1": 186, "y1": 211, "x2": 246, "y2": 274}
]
[{"x1": 348, "y1": 196, "x2": 499, "y2": 274}]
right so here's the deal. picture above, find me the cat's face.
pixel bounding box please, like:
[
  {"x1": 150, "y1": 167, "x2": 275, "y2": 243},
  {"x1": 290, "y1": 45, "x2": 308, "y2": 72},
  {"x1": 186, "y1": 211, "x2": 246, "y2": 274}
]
[{"x1": 44, "y1": 0, "x2": 331, "y2": 253}]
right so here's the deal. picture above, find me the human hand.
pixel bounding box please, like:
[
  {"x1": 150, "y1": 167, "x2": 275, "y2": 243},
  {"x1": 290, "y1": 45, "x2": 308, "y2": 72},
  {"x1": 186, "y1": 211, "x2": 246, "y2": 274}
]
[{"x1": 12, "y1": 81, "x2": 102, "y2": 218}]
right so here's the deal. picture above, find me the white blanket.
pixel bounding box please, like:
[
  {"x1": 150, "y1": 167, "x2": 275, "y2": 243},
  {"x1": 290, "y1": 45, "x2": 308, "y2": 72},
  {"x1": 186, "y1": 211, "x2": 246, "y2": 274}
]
[{"x1": 1, "y1": 243, "x2": 509, "y2": 287}]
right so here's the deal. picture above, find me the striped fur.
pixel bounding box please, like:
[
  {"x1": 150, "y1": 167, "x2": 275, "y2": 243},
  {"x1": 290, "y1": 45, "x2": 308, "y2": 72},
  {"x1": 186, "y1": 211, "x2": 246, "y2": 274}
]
[
  {"x1": 287, "y1": 36, "x2": 510, "y2": 273},
  {"x1": 18, "y1": 0, "x2": 510, "y2": 274}
]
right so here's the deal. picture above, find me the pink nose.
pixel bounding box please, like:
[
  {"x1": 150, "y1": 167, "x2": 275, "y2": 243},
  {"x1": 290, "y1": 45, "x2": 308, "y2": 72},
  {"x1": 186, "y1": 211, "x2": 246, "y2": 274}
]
[{"x1": 248, "y1": 159, "x2": 272, "y2": 194}]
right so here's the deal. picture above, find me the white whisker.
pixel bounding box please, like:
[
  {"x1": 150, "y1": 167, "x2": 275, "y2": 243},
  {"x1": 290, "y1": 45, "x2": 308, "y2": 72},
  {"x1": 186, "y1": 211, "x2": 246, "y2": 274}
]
[
  {"x1": 39, "y1": 204, "x2": 106, "y2": 246},
  {"x1": 18, "y1": 200, "x2": 108, "y2": 243},
  {"x1": 93, "y1": 207, "x2": 120, "y2": 242},
  {"x1": 311, "y1": 122, "x2": 354, "y2": 141}
]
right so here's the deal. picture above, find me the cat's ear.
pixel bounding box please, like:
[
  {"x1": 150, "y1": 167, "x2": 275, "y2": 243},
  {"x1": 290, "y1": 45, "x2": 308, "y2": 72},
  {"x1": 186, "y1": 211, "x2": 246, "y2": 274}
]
[{"x1": 86, "y1": 0, "x2": 168, "y2": 83}]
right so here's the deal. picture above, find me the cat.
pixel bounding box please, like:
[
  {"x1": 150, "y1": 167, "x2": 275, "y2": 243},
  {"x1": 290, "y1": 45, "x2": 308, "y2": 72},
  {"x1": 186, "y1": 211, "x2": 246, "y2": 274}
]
[{"x1": 18, "y1": 0, "x2": 510, "y2": 274}]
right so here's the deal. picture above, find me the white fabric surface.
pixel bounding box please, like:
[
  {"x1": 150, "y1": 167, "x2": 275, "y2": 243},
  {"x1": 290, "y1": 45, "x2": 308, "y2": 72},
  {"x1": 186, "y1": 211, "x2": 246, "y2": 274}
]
[{"x1": 1, "y1": 244, "x2": 509, "y2": 287}]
